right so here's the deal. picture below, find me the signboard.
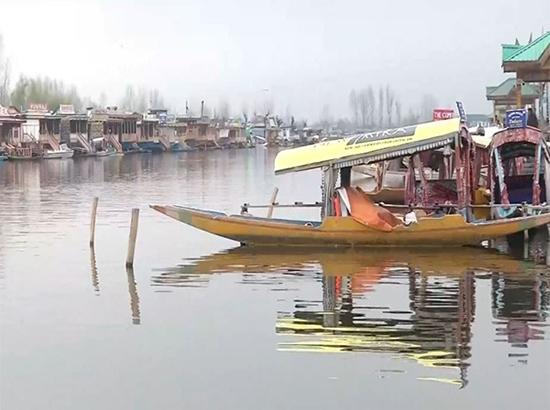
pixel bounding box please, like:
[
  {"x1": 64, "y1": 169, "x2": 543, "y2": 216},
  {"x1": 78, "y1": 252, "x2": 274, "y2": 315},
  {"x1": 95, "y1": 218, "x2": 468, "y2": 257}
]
[
  {"x1": 58, "y1": 104, "x2": 75, "y2": 115},
  {"x1": 455, "y1": 101, "x2": 467, "y2": 123},
  {"x1": 29, "y1": 103, "x2": 48, "y2": 112},
  {"x1": 432, "y1": 108, "x2": 454, "y2": 121},
  {"x1": 158, "y1": 112, "x2": 167, "y2": 125},
  {"x1": 504, "y1": 109, "x2": 527, "y2": 129}
]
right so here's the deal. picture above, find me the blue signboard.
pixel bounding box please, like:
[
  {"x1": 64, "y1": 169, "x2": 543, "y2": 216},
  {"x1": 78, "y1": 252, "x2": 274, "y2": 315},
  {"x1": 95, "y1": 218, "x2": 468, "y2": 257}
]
[
  {"x1": 504, "y1": 109, "x2": 527, "y2": 129},
  {"x1": 455, "y1": 101, "x2": 467, "y2": 122},
  {"x1": 159, "y1": 112, "x2": 167, "y2": 125}
]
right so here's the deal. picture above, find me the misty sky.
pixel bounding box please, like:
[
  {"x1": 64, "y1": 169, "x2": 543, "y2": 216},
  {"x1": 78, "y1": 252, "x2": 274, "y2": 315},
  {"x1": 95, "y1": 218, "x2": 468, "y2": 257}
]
[{"x1": 1, "y1": 0, "x2": 549, "y2": 120}]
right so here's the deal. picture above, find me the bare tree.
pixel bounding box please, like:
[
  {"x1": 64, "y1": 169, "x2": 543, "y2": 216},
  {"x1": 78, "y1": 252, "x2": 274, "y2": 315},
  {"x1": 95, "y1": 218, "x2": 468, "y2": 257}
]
[
  {"x1": 10, "y1": 75, "x2": 82, "y2": 111},
  {"x1": 419, "y1": 94, "x2": 438, "y2": 122},
  {"x1": 120, "y1": 85, "x2": 136, "y2": 111},
  {"x1": 358, "y1": 89, "x2": 368, "y2": 128},
  {"x1": 0, "y1": 35, "x2": 10, "y2": 106},
  {"x1": 241, "y1": 101, "x2": 249, "y2": 121},
  {"x1": 348, "y1": 90, "x2": 359, "y2": 127},
  {"x1": 148, "y1": 88, "x2": 164, "y2": 109},
  {"x1": 385, "y1": 85, "x2": 395, "y2": 127},
  {"x1": 320, "y1": 104, "x2": 332, "y2": 130},
  {"x1": 403, "y1": 108, "x2": 420, "y2": 125},
  {"x1": 366, "y1": 86, "x2": 375, "y2": 128},
  {"x1": 395, "y1": 100, "x2": 402, "y2": 126},
  {"x1": 218, "y1": 99, "x2": 230, "y2": 120},
  {"x1": 262, "y1": 98, "x2": 274, "y2": 116},
  {"x1": 378, "y1": 87, "x2": 385, "y2": 127},
  {"x1": 99, "y1": 91, "x2": 107, "y2": 108},
  {"x1": 136, "y1": 87, "x2": 147, "y2": 112}
]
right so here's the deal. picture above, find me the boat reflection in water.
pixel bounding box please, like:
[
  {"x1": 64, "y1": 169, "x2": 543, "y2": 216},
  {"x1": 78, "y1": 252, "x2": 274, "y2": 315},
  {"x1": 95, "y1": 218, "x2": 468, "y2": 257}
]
[{"x1": 152, "y1": 247, "x2": 549, "y2": 388}]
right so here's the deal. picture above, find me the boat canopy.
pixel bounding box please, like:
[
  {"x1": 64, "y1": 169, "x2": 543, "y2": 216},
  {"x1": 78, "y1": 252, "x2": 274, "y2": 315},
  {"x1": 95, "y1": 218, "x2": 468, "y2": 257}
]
[
  {"x1": 274, "y1": 118, "x2": 462, "y2": 174},
  {"x1": 469, "y1": 126, "x2": 503, "y2": 150},
  {"x1": 490, "y1": 126, "x2": 547, "y2": 153}
]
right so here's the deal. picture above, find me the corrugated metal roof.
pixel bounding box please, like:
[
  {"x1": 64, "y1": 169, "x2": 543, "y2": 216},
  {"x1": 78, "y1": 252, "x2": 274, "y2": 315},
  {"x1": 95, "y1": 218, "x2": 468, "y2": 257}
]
[
  {"x1": 486, "y1": 78, "x2": 540, "y2": 98},
  {"x1": 504, "y1": 32, "x2": 550, "y2": 62},
  {"x1": 502, "y1": 44, "x2": 522, "y2": 60}
]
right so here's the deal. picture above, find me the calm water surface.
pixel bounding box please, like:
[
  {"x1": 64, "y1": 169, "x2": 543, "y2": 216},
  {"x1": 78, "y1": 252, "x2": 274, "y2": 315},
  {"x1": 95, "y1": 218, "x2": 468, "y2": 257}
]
[{"x1": 1, "y1": 150, "x2": 549, "y2": 409}]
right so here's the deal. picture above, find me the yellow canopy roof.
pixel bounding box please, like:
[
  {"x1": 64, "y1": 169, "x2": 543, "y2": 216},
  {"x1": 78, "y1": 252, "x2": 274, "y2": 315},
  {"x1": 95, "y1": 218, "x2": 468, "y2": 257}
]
[{"x1": 274, "y1": 118, "x2": 461, "y2": 174}]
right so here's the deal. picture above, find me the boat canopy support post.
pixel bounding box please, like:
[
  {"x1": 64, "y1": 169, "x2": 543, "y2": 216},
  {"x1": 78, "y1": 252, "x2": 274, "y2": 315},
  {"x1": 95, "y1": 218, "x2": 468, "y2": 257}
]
[
  {"x1": 545, "y1": 150, "x2": 550, "y2": 205},
  {"x1": 321, "y1": 166, "x2": 337, "y2": 218}
]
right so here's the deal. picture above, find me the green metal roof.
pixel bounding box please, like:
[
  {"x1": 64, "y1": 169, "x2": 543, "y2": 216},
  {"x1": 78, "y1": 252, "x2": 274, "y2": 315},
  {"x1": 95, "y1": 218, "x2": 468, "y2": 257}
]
[
  {"x1": 486, "y1": 78, "x2": 540, "y2": 99},
  {"x1": 503, "y1": 32, "x2": 550, "y2": 62},
  {"x1": 502, "y1": 44, "x2": 522, "y2": 60}
]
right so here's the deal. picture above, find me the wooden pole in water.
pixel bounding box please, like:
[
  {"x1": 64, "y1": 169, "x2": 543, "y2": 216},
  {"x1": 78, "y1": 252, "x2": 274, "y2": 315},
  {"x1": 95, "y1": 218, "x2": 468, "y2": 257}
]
[
  {"x1": 521, "y1": 204, "x2": 529, "y2": 259},
  {"x1": 126, "y1": 208, "x2": 140, "y2": 267},
  {"x1": 267, "y1": 187, "x2": 279, "y2": 218},
  {"x1": 89, "y1": 197, "x2": 99, "y2": 246}
]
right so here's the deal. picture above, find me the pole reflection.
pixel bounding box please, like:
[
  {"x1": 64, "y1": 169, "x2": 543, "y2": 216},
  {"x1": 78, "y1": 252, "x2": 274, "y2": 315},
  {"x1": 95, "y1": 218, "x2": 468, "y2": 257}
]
[
  {"x1": 90, "y1": 246, "x2": 100, "y2": 294},
  {"x1": 126, "y1": 267, "x2": 141, "y2": 325}
]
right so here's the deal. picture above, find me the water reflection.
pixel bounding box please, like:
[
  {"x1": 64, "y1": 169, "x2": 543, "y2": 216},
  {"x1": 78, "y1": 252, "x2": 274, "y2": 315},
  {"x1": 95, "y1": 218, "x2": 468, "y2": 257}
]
[
  {"x1": 492, "y1": 272, "x2": 549, "y2": 362},
  {"x1": 126, "y1": 267, "x2": 141, "y2": 325},
  {"x1": 154, "y1": 247, "x2": 549, "y2": 388},
  {"x1": 90, "y1": 246, "x2": 100, "y2": 294}
]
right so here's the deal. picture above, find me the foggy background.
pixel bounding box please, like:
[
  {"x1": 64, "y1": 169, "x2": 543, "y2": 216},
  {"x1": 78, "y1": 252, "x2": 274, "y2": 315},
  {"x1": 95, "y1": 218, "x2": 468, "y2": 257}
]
[{"x1": 1, "y1": 0, "x2": 549, "y2": 122}]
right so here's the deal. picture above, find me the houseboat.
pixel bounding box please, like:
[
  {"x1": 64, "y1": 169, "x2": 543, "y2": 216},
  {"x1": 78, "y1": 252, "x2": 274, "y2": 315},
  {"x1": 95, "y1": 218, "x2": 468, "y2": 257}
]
[
  {"x1": 0, "y1": 105, "x2": 34, "y2": 159},
  {"x1": 137, "y1": 109, "x2": 170, "y2": 153},
  {"x1": 22, "y1": 104, "x2": 61, "y2": 155}
]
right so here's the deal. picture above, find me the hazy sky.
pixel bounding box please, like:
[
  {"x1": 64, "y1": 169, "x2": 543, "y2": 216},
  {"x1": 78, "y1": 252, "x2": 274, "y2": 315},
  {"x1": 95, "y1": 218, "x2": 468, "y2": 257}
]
[{"x1": 1, "y1": 0, "x2": 549, "y2": 120}]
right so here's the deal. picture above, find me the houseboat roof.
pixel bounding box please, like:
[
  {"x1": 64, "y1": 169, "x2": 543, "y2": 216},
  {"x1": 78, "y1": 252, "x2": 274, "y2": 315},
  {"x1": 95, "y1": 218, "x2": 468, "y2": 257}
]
[
  {"x1": 0, "y1": 105, "x2": 24, "y2": 123},
  {"x1": 274, "y1": 118, "x2": 462, "y2": 175}
]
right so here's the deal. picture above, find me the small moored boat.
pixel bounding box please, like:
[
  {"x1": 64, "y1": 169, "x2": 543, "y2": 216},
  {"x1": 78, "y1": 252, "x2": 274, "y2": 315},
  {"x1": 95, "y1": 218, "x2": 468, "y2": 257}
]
[{"x1": 43, "y1": 144, "x2": 74, "y2": 159}]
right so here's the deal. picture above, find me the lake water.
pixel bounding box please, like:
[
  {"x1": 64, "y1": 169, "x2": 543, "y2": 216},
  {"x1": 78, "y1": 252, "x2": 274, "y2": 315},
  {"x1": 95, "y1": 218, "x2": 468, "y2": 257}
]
[{"x1": 1, "y1": 150, "x2": 549, "y2": 410}]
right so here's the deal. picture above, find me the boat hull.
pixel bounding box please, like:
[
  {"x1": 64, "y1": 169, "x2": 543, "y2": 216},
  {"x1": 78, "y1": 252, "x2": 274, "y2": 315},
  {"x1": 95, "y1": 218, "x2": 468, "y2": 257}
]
[
  {"x1": 151, "y1": 205, "x2": 550, "y2": 247},
  {"x1": 43, "y1": 151, "x2": 74, "y2": 159}
]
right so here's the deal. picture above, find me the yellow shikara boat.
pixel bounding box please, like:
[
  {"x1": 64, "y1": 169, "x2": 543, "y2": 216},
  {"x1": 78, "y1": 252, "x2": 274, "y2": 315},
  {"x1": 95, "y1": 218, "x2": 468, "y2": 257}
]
[{"x1": 152, "y1": 118, "x2": 550, "y2": 247}]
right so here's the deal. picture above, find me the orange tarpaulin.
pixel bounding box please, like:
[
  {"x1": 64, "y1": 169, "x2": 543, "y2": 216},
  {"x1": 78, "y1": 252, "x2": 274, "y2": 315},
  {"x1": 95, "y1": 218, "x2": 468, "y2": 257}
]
[{"x1": 346, "y1": 187, "x2": 402, "y2": 232}]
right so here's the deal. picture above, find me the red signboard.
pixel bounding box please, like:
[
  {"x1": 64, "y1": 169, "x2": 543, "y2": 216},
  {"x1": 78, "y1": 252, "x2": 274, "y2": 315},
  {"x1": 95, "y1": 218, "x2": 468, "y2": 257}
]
[{"x1": 432, "y1": 109, "x2": 454, "y2": 121}]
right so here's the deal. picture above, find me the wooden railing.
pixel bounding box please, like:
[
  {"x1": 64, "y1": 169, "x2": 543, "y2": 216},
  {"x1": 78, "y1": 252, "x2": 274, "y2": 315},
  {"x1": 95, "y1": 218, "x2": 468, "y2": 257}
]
[{"x1": 7, "y1": 147, "x2": 33, "y2": 158}]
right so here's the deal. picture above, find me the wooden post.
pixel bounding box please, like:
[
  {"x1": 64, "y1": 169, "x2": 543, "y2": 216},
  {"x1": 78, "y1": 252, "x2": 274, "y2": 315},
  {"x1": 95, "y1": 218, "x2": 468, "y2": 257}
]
[
  {"x1": 521, "y1": 204, "x2": 529, "y2": 259},
  {"x1": 516, "y1": 77, "x2": 523, "y2": 109},
  {"x1": 126, "y1": 208, "x2": 140, "y2": 267},
  {"x1": 267, "y1": 187, "x2": 279, "y2": 218},
  {"x1": 89, "y1": 197, "x2": 99, "y2": 246}
]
